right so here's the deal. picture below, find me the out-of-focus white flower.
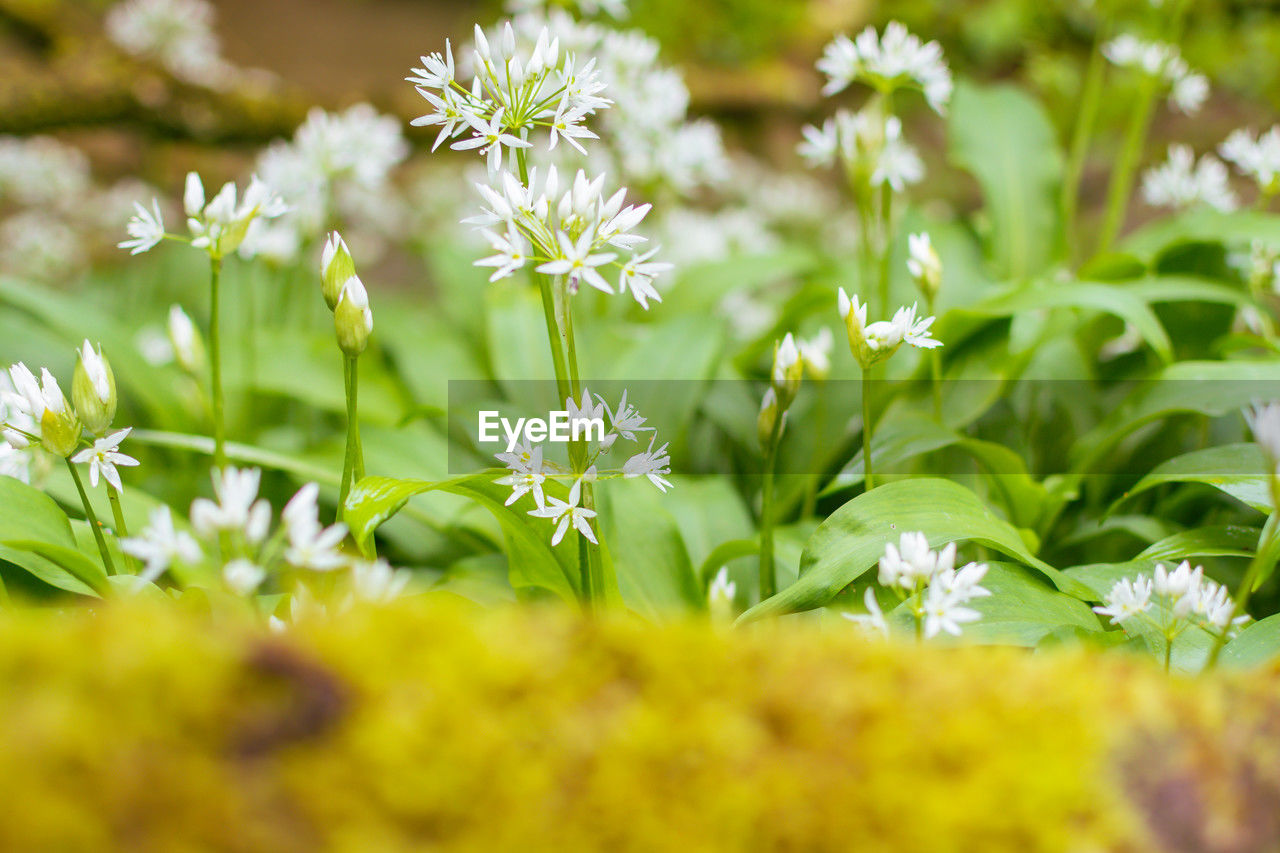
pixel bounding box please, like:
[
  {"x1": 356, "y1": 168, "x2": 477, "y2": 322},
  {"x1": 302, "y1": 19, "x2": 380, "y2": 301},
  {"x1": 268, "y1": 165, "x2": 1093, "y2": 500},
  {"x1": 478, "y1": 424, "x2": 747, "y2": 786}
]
[
  {"x1": 817, "y1": 22, "x2": 952, "y2": 113},
  {"x1": 4, "y1": 363, "x2": 80, "y2": 457},
  {"x1": 71, "y1": 428, "x2": 139, "y2": 491},
  {"x1": 117, "y1": 198, "x2": 166, "y2": 255},
  {"x1": 105, "y1": 0, "x2": 232, "y2": 85},
  {"x1": 1141, "y1": 145, "x2": 1237, "y2": 212},
  {"x1": 349, "y1": 558, "x2": 411, "y2": 603},
  {"x1": 870, "y1": 532, "x2": 989, "y2": 639},
  {"x1": 797, "y1": 328, "x2": 834, "y2": 380},
  {"x1": 800, "y1": 109, "x2": 923, "y2": 192},
  {"x1": 281, "y1": 483, "x2": 349, "y2": 571},
  {"x1": 622, "y1": 439, "x2": 672, "y2": 492},
  {"x1": 842, "y1": 586, "x2": 890, "y2": 638},
  {"x1": 0, "y1": 211, "x2": 85, "y2": 280},
  {"x1": 0, "y1": 136, "x2": 91, "y2": 208},
  {"x1": 506, "y1": 0, "x2": 627, "y2": 18},
  {"x1": 1220, "y1": 126, "x2": 1280, "y2": 195},
  {"x1": 527, "y1": 475, "x2": 598, "y2": 546},
  {"x1": 184, "y1": 172, "x2": 289, "y2": 259},
  {"x1": 1093, "y1": 575, "x2": 1155, "y2": 625},
  {"x1": 1102, "y1": 35, "x2": 1208, "y2": 115},
  {"x1": 906, "y1": 232, "x2": 942, "y2": 300},
  {"x1": 191, "y1": 467, "x2": 272, "y2": 544},
  {"x1": 223, "y1": 558, "x2": 266, "y2": 595},
  {"x1": 121, "y1": 505, "x2": 202, "y2": 583},
  {"x1": 1246, "y1": 401, "x2": 1280, "y2": 470},
  {"x1": 708, "y1": 565, "x2": 737, "y2": 621},
  {"x1": 879, "y1": 532, "x2": 954, "y2": 590},
  {"x1": 921, "y1": 581, "x2": 983, "y2": 638}
]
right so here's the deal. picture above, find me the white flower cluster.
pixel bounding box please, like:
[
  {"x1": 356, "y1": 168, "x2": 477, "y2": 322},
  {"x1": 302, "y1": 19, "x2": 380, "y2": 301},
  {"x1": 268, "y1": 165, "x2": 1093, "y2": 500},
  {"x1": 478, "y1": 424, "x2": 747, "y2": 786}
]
[
  {"x1": 120, "y1": 171, "x2": 288, "y2": 260},
  {"x1": 844, "y1": 532, "x2": 990, "y2": 639},
  {"x1": 757, "y1": 330, "x2": 831, "y2": 448},
  {"x1": 104, "y1": 0, "x2": 234, "y2": 86},
  {"x1": 122, "y1": 469, "x2": 406, "y2": 602},
  {"x1": 467, "y1": 167, "x2": 670, "y2": 307},
  {"x1": 407, "y1": 22, "x2": 610, "y2": 171},
  {"x1": 495, "y1": 389, "x2": 671, "y2": 547},
  {"x1": 510, "y1": 11, "x2": 729, "y2": 195},
  {"x1": 837, "y1": 288, "x2": 941, "y2": 370},
  {"x1": 1141, "y1": 145, "x2": 1237, "y2": 212},
  {"x1": 1220, "y1": 127, "x2": 1280, "y2": 196},
  {"x1": 799, "y1": 109, "x2": 923, "y2": 192},
  {"x1": 1102, "y1": 35, "x2": 1208, "y2": 115},
  {"x1": 816, "y1": 22, "x2": 953, "y2": 114},
  {"x1": 0, "y1": 372, "x2": 31, "y2": 483},
  {"x1": 0, "y1": 136, "x2": 91, "y2": 207},
  {"x1": 249, "y1": 105, "x2": 410, "y2": 263},
  {"x1": 1094, "y1": 561, "x2": 1248, "y2": 638}
]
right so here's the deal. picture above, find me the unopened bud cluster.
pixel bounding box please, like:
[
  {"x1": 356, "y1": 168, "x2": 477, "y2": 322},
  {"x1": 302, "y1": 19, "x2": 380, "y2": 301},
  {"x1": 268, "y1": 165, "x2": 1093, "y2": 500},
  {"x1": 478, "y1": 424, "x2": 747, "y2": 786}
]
[{"x1": 322, "y1": 232, "x2": 374, "y2": 357}]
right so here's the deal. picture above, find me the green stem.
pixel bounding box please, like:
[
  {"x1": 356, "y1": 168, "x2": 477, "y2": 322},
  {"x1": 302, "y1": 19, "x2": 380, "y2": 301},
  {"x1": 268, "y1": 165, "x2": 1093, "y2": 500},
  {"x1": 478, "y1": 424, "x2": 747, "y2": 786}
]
[
  {"x1": 338, "y1": 355, "x2": 361, "y2": 521},
  {"x1": 1206, "y1": 510, "x2": 1280, "y2": 668},
  {"x1": 877, "y1": 184, "x2": 894, "y2": 318},
  {"x1": 208, "y1": 256, "x2": 227, "y2": 471},
  {"x1": 759, "y1": 423, "x2": 781, "y2": 602},
  {"x1": 862, "y1": 370, "x2": 876, "y2": 490},
  {"x1": 926, "y1": 295, "x2": 942, "y2": 420},
  {"x1": 67, "y1": 458, "x2": 116, "y2": 577},
  {"x1": 106, "y1": 484, "x2": 135, "y2": 572},
  {"x1": 1063, "y1": 22, "x2": 1109, "y2": 263},
  {"x1": 1096, "y1": 75, "x2": 1159, "y2": 256}
]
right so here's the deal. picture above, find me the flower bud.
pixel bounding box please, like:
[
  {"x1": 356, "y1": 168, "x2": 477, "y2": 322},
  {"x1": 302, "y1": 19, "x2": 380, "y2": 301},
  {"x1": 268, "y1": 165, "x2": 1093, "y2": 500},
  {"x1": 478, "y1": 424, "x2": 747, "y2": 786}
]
[
  {"x1": 321, "y1": 232, "x2": 356, "y2": 311},
  {"x1": 36, "y1": 375, "x2": 80, "y2": 458},
  {"x1": 758, "y1": 387, "x2": 785, "y2": 449},
  {"x1": 838, "y1": 288, "x2": 902, "y2": 370},
  {"x1": 335, "y1": 276, "x2": 373, "y2": 356},
  {"x1": 708, "y1": 566, "x2": 737, "y2": 623},
  {"x1": 771, "y1": 333, "x2": 803, "y2": 408},
  {"x1": 907, "y1": 232, "x2": 943, "y2": 302},
  {"x1": 168, "y1": 305, "x2": 206, "y2": 375},
  {"x1": 72, "y1": 340, "x2": 117, "y2": 436}
]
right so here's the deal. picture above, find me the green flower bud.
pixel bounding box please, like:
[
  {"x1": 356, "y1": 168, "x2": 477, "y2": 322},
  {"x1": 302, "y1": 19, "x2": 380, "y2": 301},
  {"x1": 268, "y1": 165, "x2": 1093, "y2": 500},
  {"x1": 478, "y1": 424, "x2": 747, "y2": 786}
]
[
  {"x1": 335, "y1": 276, "x2": 373, "y2": 357},
  {"x1": 771, "y1": 333, "x2": 804, "y2": 409},
  {"x1": 757, "y1": 387, "x2": 785, "y2": 450},
  {"x1": 72, "y1": 340, "x2": 117, "y2": 436},
  {"x1": 40, "y1": 403, "x2": 80, "y2": 458},
  {"x1": 322, "y1": 232, "x2": 356, "y2": 311}
]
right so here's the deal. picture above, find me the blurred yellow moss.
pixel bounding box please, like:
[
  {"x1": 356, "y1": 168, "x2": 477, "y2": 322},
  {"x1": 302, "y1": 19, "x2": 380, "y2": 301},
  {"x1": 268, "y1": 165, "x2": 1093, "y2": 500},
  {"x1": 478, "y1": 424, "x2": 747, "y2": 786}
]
[{"x1": 0, "y1": 597, "x2": 1277, "y2": 851}]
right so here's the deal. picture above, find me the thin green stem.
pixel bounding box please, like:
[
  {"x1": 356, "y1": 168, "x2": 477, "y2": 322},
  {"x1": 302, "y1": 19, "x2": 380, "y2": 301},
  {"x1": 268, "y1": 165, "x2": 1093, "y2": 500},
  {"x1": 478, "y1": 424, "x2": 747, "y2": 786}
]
[
  {"x1": 67, "y1": 458, "x2": 116, "y2": 577},
  {"x1": 338, "y1": 355, "x2": 361, "y2": 521},
  {"x1": 1063, "y1": 22, "x2": 1109, "y2": 263},
  {"x1": 862, "y1": 370, "x2": 875, "y2": 490},
  {"x1": 208, "y1": 256, "x2": 227, "y2": 471},
  {"x1": 105, "y1": 485, "x2": 135, "y2": 571},
  {"x1": 926, "y1": 295, "x2": 942, "y2": 419},
  {"x1": 1163, "y1": 635, "x2": 1173, "y2": 673},
  {"x1": 758, "y1": 422, "x2": 781, "y2": 602},
  {"x1": 877, "y1": 184, "x2": 894, "y2": 317},
  {"x1": 1096, "y1": 76, "x2": 1159, "y2": 256}
]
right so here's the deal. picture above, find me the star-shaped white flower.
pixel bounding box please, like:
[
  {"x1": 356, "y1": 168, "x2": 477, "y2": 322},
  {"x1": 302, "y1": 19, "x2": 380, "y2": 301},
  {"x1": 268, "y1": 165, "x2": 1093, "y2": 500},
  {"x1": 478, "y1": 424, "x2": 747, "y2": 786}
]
[
  {"x1": 71, "y1": 428, "x2": 140, "y2": 491},
  {"x1": 528, "y1": 474, "x2": 598, "y2": 546}
]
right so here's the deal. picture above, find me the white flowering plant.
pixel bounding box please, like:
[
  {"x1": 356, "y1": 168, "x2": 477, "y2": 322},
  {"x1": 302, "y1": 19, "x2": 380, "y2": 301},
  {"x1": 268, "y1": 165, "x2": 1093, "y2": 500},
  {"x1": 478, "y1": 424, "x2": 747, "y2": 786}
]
[{"x1": 1, "y1": 0, "x2": 1280, "y2": 681}]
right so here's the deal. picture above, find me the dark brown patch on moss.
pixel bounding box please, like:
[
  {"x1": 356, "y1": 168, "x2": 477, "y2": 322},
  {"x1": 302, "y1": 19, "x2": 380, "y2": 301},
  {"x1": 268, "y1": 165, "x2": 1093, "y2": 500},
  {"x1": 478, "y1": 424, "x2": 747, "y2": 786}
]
[{"x1": 230, "y1": 640, "x2": 349, "y2": 759}]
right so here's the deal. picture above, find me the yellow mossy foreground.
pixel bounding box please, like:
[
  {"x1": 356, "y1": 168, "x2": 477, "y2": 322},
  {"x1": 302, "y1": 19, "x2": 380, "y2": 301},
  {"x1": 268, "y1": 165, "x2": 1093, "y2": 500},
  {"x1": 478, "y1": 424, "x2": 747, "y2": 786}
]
[{"x1": 1, "y1": 599, "x2": 1278, "y2": 851}]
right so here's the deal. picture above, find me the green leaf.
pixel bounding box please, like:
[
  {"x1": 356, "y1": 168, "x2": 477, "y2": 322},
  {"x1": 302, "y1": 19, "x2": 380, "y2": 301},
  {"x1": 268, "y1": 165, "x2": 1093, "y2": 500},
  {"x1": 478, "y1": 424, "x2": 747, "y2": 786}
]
[
  {"x1": 0, "y1": 476, "x2": 105, "y2": 594},
  {"x1": 947, "y1": 81, "x2": 1062, "y2": 280},
  {"x1": 1122, "y1": 209, "x2": 1280, "y2": 262},
  {"x1": 596, "y1": 478, "x2": 702, "y2": 618},
  {"x1": 0, "y1": 545, "x2": 95, "y2": 597},
  {"x1": 739, "y1": 478, "x2": 1087, "y2": 623},
  {"x1": 1121, "y1": 444, "x2": 1271, "y2": 514},
  {"x1": 1135, "y1": 526, "x2": 1260, "y2": 562},
  {"x1": 0, "y1": 540, "x2": 108, "y2": 595},
  {"x1": 1221, "y1": 614, "x2": 1280, "y2": 669}
]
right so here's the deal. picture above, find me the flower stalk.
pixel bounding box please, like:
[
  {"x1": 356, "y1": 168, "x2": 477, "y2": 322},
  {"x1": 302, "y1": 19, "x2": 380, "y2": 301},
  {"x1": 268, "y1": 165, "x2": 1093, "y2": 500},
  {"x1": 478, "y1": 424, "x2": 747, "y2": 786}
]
[
  {"x1": 208, "y1": 256, "x2": 227, "y2": 471},
  {"x1": 1097, "y1": 75, "x2": 1160, "y2": 255},
  {"x1": 67, "y1": 457, "x2": 116, "y2": 576}
]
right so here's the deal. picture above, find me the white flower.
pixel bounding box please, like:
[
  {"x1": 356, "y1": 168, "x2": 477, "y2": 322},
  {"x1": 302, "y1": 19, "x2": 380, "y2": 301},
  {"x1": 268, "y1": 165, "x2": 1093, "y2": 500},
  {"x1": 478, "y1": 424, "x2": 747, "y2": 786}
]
[
  {"x1": 70, "y1": 428, "x2": 140, "y2": 492},
  {"x1": 708, "y1": 566, "x2": 737, "y2": 621},
  {"x1": 622, "y1": 439, "x2": 672, "y2": 493},
  {"x1": 527, "y1": 475, "x2": 598, "y2": 546},
  {"x1": 121, "y1": 505, "x2": 202, "y2": 583},
  {"x1": 797, "y1": 328, "x2": 833, "y2": 380},
  {"x1": 167, "y1": 304, "x2": 202, "y2": 372},
  {"x1": 799, "y1": 119, "x2": 839, "y2": 168},
  {"x1": 191, "y1": 467, "x2": 272, "y2": 544},
  {"x1": 349, "y1": 558, "x2": 411, "y2": 603},
  {"x1": 892, "y1": 303, "x2": 943, "y2": 350},
  {"x1": 0, "y1": 136, "x2": 91, "y2": 207},
  {"x1": 0, "y1": 444, "x2": 29, "y2": 483},
  {"x1": 181, "y1": 172, "x2": 289, "y2": 258},
  {"x1": 1093, "y1": 576, "x2": 1154, "y2": 625},
  {"x1": 906, "y1": 232, "x2": 942, "y2": 298},
  {"x1": 537, "y1": 229, "x2": 616, "y2": 294},
  {"x1": 838, "y1": 289, "x2": 941, "y2": 369},
  {"x1": 281, "y1": 483, "x2": 349, "y2": 571},
  {"x1": 1245, "y1": 401, "x2": 1280, "y2": 467},
  {"x1": 476, "y1": 227, "x2": 531, "y2": 282},
  {"x1": 1220, "y1": 126, "x2": 1280, "y2": 194},
  {"x1": 617, "y1": 248, "x2": 671, "y2": 310},
  {"x1": 495, "y1": 442, "x2": 550, "y2": 507},
  {"x1": 598, "y1": 389, "x2": 651, "y2": 442},
  {"x1": 817, "y1": 22, "x2": 953, "y2": 113},
  {"x1": 872, "y1": 117, "x2": 924, "y2": 190},
  {"x1": 921, "y1": 583, "x2": 983, "y2": 638},
  {"x1": 878, "y1": 532, "x2": 955, "y2": 589},
  {"x1": 77, "y1": 340, "x2": 111, "y2": 404},
  {"x1": 1153, "y1": 560, "x2": 1203, "y2": 607},
  {"x1": 452, "y1": 108, "x2": 534, "y2": 173},
  {"x1": 1103, "y1": 35, "x2": 1207, "y2": 115},
  {"x1": 118, "y1": 199, "x2": 166, "y2": 255},
  {"x1": 105, "y1": 0, "x2": 230, "y2": 85},
  {"x1": 223, "y1": 558, "x2": 266, "y2": 596},
  {"x1": 842, "y1": 587, "x2": 889, "y2": 638},
  {"x1": 1141, "y1": 145, "x2": 1237, "y2": 212},
  {"x1": 931, "y1": 561, "x2": 991, "y2": 602}
]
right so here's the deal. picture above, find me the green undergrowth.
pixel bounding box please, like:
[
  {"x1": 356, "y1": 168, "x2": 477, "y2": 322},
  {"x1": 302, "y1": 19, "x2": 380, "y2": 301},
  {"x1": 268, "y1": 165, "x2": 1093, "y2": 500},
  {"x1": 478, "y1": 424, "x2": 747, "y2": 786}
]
[{"x1": 1, "y1": 597, "x2": 1278, "y2": 851}]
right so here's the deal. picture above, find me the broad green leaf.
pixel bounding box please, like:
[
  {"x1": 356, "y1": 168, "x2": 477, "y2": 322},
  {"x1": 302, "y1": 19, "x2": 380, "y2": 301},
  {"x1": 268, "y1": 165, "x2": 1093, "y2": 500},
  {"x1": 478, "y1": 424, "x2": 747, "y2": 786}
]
[
  {"x1": 0, "y1": 545, "x2": 95, "y2": 597},
  {"x1": 739, "y1": 478, "x2": 1087, "y2": 623},
  {"x1": 1135, "y1": 526, "x2": 1260, "y2": 562},
  {"x1": 1122, "y1": 209, "x2": 1280, "y2": 262},
  {"x1": 596, "y1": 478, "x2": 702, "y2": 617},
  {"x1": 696, "y1": 539, "x2": 759, "y2": 586},
  {"x1": 1, "y1": 540, "x2": 108, "y2": 595},
  {"x1": 1220, "y1": 614, "x2": 1280, "y2": 669},
  {"x1": 947, "y1": 81, "x2": 1062, "y2": 280},
  {"x1": 0, "y1": 476, "x2": 105, "y2": 594},
  {"x1": 1121, "y1": 444, "x2": 1271, "y2": 513}
]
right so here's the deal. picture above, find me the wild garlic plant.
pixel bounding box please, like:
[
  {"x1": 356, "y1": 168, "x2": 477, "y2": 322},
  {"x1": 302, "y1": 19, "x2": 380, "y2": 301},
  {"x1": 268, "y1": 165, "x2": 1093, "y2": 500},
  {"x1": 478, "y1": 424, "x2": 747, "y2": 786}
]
[
  {"x1": 836, "y1": 288, "x2": 941, "y2": 489},
  {"x1": 409, "y1": 17, "x2": 671, "y2": 611},
  {"x1": 120, "y1": 172, "x2": 288, "y2": 470},
  {"x1": 800, "y1": 22, "x2": 950, "y2": 316},
  {"x1": 843, "y1": 533, "x2": 991, "y2": 642},
  {"x1": 2, "y1": 345, "x2": 138, "y2": 578}
]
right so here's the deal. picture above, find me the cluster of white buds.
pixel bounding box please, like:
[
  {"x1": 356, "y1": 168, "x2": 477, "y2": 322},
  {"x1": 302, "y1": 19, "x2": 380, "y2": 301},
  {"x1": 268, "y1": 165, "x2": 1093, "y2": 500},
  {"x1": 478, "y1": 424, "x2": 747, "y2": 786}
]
[
  {"x1": 707, "y1": 566, "x2": 737, "y2": 622},
  {"x1": 467, "y1": 166, "x2": 670, "y2": 307},
  {"x1": 757, "y1": 333, "x2": 801, "y2": 450},
  {"x1": 1102, "y1": 35, "x2": 1208, "y2": 115},
  {"x1": 837, "y1": 288, "x2": 941, "y2": 370},
  {"x1": 321, "y1": 233, "x2": 373, "y2": 357},
  {"x1": 120, "y1": 172, "x2": 288, "y2": 260},
  {"x1": 845, "y1": 532, "x2": 990, "y2": 639},
  {"x1": 121, "y1": 468, "x2": 395, "y2": 599},
  {"x1": 1220, "y1": 126, "x2": 1280, "y2": 198},
  {"x1": 816, "y1": 22, "x2": 953, "y2": 114},
  {"x1": 1094, "y1": 561, "x2": 1249, "y2": 643},
  {"x1": 407, "y1": 22, "x2": 610, "y2": 171},
  {"x1": 494, "y1": 388, "x2": 671, "y2": 546},
  {"x1": 2, "y1": 348, "x2": 138, "y2": 491},
  {"x1": 906, "y1": 232, "x2": 942, "y2": 302},
  {"x1": 799, "y1": 108, "x2": 923, "y2": 195},
  {"x1": 1140, "y1": 145, "x2": 1237, "y2": 213}
]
